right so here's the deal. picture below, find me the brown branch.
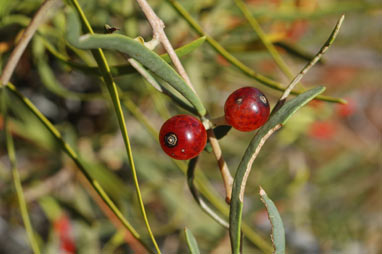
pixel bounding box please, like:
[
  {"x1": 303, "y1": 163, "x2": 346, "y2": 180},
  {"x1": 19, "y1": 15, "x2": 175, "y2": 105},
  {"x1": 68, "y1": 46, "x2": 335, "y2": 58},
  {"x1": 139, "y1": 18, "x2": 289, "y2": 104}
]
[
  {"x1": 207, "y1": 129, "x2": 233, "y2": 203},
  {"x1": 135, "y1": 0, "x2": 197, "y2": 94},
  {"x1": 0, "y1": 0, "x2": 62, "y2": 86}
]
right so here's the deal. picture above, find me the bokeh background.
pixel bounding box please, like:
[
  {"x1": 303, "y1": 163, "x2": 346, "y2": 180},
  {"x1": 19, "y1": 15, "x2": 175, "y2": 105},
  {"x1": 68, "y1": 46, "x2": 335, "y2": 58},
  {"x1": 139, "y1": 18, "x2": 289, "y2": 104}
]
[{"x1": 0, "y1": 0, "x2": 381, "y2": 253}]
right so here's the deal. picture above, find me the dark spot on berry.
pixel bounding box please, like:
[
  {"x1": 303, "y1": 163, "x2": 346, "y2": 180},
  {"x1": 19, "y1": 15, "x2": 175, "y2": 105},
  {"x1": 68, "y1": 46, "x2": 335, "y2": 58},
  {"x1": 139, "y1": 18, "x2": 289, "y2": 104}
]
[
  {"x1": 159, "y1": 115, "x2": 207, "y2": 160},
  {"x1": 164, "y1": 132, "x2": 178, "y2": 147}
]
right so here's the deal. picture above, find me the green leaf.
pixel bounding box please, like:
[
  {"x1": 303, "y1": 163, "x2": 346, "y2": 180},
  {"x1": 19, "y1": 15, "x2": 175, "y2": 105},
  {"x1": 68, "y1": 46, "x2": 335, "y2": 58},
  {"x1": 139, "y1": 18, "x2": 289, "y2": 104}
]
[
  {"x1": 43, "y1": 35, "x2": 206, "y2": 77},
  {"x1": 65, "y1": 8, "x2": 206, "y2": 116},
  {"x1": 185, "y1": 228, "x2": 201, "y2": 254},
  {"x1": 160, "y1": 36, "x2": 206, "y2": 63},
  {"x1": 229, "y1": 86, "x2": 326, "y2": 254},
  {"x1": 259, "y1": 187, "x2": 285, "y2": 254},
  {"x1": 108, "y1": 36, "x2": 206, "y2": 76}
]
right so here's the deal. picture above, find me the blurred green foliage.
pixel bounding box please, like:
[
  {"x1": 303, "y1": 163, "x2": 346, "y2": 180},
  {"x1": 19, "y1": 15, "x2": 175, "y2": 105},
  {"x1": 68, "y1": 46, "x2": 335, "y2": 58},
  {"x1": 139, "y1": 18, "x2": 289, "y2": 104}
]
[{"x1": 0, "y1": 0, "x2": 381, "y2": 253}]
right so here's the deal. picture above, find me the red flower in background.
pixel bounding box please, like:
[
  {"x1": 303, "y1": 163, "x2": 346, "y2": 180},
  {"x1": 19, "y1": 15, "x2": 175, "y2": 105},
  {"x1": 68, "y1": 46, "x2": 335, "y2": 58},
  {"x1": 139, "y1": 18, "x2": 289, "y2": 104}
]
[
  {"x1": 336, "y1": 99, "x2": 356, "y2": 118},
  {"x1": 309, "y1": 121, "x2": 337, "y2": 140},
  {"x1": 53, "y1": 214, "x2": 76, "y2": 254}
]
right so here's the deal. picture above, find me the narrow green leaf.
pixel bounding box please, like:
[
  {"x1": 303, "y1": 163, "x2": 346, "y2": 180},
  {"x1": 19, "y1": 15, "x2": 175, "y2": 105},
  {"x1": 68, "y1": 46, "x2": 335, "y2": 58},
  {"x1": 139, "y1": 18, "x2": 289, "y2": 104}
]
[
  {"x1": 160, "y1": 36, "x2": 206, "y2": 63},
  {"x1": 259, "y1": 187, "x2": 285, "y2": 254},
  {"x1": 185, "y1": 228, "x2": 201, "y2": 254},
  {"x1": 68, "y1": 1, "x2": 160, "y2": 252},
  {"x1": 230, "y1": 201, "x2": 244, "y2": 254},
  {"x1": 1, "y1": 87, "x2": 41, "y2": 254},
  {"x1": 5, "y1": 82, "x2": 153, "y2": 253},
  {"x1": 229, "y1": 86, "x2": 325, "y2": 254},
  {"x1": 110, "y1": 36, "x2": 205, "y2": 76},
  {"x1": 65, "y1": 8, "x2": 206, "y2": 116},
  {"x1": 43, "y1": 35, "x2": 206, "y2": 77}
]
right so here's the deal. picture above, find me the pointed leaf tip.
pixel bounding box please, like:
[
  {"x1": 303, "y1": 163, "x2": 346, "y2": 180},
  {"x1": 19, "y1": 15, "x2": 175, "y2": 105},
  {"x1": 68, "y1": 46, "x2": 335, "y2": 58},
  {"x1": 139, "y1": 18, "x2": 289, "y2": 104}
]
[{"x1": 185, "y1": 227, "x2": 201, "y2": 254}]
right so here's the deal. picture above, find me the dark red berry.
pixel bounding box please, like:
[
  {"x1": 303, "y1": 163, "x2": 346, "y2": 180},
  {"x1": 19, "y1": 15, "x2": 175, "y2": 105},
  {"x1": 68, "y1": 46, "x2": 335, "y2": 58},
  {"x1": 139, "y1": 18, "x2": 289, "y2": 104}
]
[
  {"x1": 159, "y1": 115, "x2": 207, "y2": 160},
  {"x1": 224, "y1": 87, "x2": 270, "y2": 132}
]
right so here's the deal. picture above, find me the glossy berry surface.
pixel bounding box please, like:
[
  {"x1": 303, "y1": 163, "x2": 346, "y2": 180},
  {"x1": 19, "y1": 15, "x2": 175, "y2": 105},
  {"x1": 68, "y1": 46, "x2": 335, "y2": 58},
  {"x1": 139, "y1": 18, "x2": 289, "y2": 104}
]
[
  {"x1": 159, "y1": 115, "x2": 207, "y2": 160},
  {"x1": 224, "y1": 87, "x2": 270, "y2": 132}
]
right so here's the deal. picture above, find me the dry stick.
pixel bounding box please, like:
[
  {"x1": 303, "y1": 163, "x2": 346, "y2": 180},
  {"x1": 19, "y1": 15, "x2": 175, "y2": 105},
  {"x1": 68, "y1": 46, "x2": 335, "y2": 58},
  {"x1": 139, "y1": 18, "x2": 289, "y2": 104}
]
[
  {"x1": 0, "y1": 0, "x2": 62, "y2": 86},
  {"x1": 135, "y1": 0, "x2": 234, "y2": 202},
  {"x1": 128, "y1": 58, "x2": 163, "y2": 92},
  {"x1": 135, "y1": 0, "x2": 196, "y2": 94},
  {"x1": 207, "y1": 129, "x2": 233, "y2": 203}
]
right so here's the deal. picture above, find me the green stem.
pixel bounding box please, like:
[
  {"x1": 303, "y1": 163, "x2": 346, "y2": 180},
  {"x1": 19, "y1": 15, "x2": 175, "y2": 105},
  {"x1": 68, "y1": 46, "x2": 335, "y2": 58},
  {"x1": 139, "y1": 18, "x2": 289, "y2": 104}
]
[
  {"x1": 166, "y1": 0, "x2": 346, "y2": 104},
  {"x1": 69, "y1": 1, "x2": 161, "y2": 252},
  {"x1": 1, "y1": 87, "x2": 41, "y2": 254},
  {"x1": 5, "y1": 83, "x2": 154, "y2": 253}
]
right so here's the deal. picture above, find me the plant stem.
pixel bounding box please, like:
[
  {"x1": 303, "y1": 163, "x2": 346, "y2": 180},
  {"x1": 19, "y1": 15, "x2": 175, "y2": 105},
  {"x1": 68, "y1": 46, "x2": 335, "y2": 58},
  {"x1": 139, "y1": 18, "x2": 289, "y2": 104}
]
[
  {"x1": 69, "y1": 1, "x2": 160, "y2": 252},
  {"x1": 166, "y1": 0, "x2": 346, "y2": 104},
  {"x1": 2, "y1": 88, "x2": 41, "y2": 254},
  {"x1": 207, "y1": 129, "x2": 233, "y2": 203},
  {"x1": 6, "y1": 82, "x2": 154, "y2": 253},
  {"x1": 135, "y1": 0, "x2": 197, "y2": 95}
]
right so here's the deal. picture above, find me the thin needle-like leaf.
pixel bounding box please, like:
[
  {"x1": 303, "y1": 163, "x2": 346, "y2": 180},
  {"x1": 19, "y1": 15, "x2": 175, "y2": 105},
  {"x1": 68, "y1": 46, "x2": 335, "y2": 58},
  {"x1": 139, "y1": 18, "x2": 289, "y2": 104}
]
[
  {"x1": 69, "y1": 1, "x2": 161, "y2": 252},
  {"x1": 185, "y1": 228, "x2": 201, "y2": 254},
  {"x1": 1, "y1": 87, "x2": 41, "y2": 254}
]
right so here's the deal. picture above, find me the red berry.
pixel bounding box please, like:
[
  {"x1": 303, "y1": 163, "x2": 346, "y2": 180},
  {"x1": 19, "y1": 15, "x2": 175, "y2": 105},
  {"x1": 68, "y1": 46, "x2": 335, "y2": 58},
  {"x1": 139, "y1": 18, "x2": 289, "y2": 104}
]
[
  {"x1": 159, "y1": 115, "x2": 207, "y2": 160},
  {"x1": 224, "y1": 87, "x2": 270, "y2": 131}
]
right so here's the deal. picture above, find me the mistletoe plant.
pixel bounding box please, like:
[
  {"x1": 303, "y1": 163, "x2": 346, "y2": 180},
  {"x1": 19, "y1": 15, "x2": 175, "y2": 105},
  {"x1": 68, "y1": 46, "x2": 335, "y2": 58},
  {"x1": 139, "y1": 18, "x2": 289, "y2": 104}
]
[{"x1": 0, "y1": 0, "x2": 344, "y2": 253}]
